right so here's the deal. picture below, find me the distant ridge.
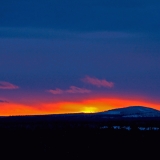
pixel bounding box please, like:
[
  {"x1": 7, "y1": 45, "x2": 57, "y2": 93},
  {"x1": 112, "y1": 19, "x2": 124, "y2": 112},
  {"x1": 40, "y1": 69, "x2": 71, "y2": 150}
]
[{"x1": 99, "y1": 106, "x2": 160, "y2": 118}]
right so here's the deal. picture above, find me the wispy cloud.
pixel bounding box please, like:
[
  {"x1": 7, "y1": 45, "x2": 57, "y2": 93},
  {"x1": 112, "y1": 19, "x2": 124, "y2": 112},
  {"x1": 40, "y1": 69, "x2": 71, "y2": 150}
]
[
  {"x1": 47, "y1": 88, "x2": 64, "y2": 95},
  {"x1": 47, "y1": 86, "x2": 91, "y2": 95},
  {"x1": 82, "y1": 76, "x2": 114, "y2": 88},
  {"x1": 66, "y1": 86, "x2": 91, "y2": 94},
  {"x1": 0, "y1": 81, "x2": 19, "y2": 90}
]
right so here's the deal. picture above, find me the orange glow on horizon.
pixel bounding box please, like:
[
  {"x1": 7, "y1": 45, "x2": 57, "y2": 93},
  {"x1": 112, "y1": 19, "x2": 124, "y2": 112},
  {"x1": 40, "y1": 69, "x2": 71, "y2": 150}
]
[{"x1": 0, "y1": 97, "x2": 160, "y2": 116}]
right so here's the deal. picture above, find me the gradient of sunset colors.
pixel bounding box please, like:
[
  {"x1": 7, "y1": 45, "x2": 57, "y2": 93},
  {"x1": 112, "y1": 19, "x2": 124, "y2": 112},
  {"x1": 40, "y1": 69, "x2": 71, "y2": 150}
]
[
  {"x1": 0, "y1": 76, "x2": 160, "y2": 116},
  {"x1": 1, "y1": 96, "x2": 160, "y2": 116},
  {"x1": 1, "y1": 0, "x2": 160, "y2": 116}
]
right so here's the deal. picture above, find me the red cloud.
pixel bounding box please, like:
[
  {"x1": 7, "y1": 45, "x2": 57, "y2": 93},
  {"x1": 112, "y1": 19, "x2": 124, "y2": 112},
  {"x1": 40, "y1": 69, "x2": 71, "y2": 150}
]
[
  {"x1": 47, "y1": 88, "x2": 64, "y2": 94},
  {"x1": 47, "y1": 86, "x2": 91, "y2": 94},
  {"x1": 66, "y1": 86, "x2": 91, "y2": 94},
  {"x1": 82, "y1": 76, "x2": 114, "y2": 88},
  {"x1": 0, "y1": 81, "x2": 19, "y2": 90}
]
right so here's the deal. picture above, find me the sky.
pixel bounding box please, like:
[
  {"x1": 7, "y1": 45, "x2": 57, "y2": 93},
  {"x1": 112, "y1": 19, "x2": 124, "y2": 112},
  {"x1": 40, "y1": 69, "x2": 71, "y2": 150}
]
[{"x1": 0, "y1": 0, "x2": 160, "y2": 116}]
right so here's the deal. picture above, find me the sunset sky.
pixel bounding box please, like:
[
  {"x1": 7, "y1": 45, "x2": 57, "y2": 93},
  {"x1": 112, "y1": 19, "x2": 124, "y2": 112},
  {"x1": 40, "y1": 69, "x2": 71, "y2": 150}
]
[{"x1": 0, "y1": 0, "x2": 160, "y2": 116}]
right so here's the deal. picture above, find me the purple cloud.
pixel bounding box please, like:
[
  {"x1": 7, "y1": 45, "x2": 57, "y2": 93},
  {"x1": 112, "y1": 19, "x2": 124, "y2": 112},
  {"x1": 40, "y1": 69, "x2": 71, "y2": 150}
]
[
  {"x1": 82, "y1": 76, "x2": 114, "y2": 88},
  {"x1": 0, "y1": 100, "x2": 8, "y2": 103},
  {"x1": 47, "y1": 88, "x2": 64, "y2": 94},
  {"x1": 0, "y1": 81, "x2": 19, "y2": 90},
  {"x1": 47, "y1": 86, "x2": 91, "y2": 95},
  {"x1": 66, "y1": 86, "x2": 91, "y2": 94}
]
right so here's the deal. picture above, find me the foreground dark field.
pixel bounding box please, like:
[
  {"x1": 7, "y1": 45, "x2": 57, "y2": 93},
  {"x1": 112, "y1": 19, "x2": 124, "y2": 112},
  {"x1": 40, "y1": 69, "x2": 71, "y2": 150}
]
[
  {"x1": 0, "y1": 115, "x2": 160, "y2": 159},
  {"x1": 1, "y1": 128, "x2": 160, "y2": 159}
]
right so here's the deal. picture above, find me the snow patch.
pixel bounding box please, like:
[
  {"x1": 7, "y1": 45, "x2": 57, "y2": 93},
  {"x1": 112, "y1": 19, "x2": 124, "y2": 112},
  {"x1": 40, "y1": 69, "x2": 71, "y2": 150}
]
[
  {"x1": 138, "y1": 127, "x2": 159, "y2": 131},
  {"x1": 100, "y1": 126, "x2": 108, "y2": 129},
  {"x1": 113, "y1": 126, "x2": 121, "y2": 129},
  {"x1": 123, "y1": 115, "x2": 142, "y2": 118},
  {"x1": 122, "y1": 126, "x2": 131, "y2": 131}
]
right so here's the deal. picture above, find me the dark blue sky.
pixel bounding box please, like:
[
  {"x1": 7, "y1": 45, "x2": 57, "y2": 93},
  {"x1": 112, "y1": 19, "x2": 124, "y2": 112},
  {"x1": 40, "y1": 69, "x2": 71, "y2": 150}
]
[
  {"x1": 0, "y1": 0, "x2": 160, "y2": 114},
  {"x1": 1, "y1": 0, "x2": 160, "y2": 32}
]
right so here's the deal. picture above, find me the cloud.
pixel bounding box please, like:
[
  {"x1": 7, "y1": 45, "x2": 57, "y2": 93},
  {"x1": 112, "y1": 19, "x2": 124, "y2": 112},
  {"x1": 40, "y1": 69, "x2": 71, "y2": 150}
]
[
  {"x1": 47, "y1": 88, "x2": 64, "y2": 95},
  {"x1": 0, "y1": 81, "x2": 19, "y2": 90},
  {"x1": 66, "y1": 86, "x2": 91, "y2": 94},
  {"x1": 82, "y1": 76, "x2": 114, "y2": 88},
  {"x1": 47, "y1": 86, "x2": 91, "y2": 95},
  {"x1": 0, "y1": 100, "x2": 8, "y2": 103}
]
